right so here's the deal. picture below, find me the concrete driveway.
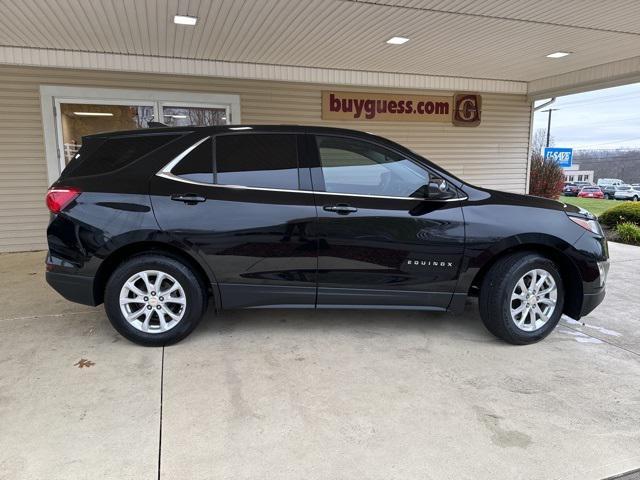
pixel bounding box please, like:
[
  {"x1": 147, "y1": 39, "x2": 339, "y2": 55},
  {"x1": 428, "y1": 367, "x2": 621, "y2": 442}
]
[{"x1": 1, "y1": 242, "x2": 639, "y2": 480}]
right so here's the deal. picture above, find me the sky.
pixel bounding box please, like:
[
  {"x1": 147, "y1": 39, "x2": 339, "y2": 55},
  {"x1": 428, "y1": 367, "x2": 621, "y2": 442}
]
[{"x1": 532, "y1": 82, "x2": 640, "y2": 150}]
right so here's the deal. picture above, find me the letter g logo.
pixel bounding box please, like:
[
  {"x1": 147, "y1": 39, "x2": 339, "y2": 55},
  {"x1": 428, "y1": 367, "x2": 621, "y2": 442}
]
[{"x1": 453, "y1": 94, "x2": 481, "y2": 127}]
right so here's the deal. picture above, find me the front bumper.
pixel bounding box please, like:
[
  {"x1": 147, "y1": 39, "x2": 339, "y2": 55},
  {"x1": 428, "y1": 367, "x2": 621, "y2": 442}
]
[
  {"x1": 580, "y1": 288, "x2": 606, "y2": 317},
  {"x1": 46, "y1": 270, "x2": 98, "y2": 306}
]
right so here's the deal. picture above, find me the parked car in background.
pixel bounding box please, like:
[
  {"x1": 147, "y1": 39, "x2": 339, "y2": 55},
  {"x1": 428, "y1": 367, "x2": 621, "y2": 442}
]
[
  {"x1": 602, "y1": 185, "x2": 619, "y2": 199},
  {"x1": 578, "y1": 186, "x2": 604, "y2": 199},
  {"x1": 632, "y1": 184, "x2": 640, "y2": 191},
  {"x1": 597, "y1": 178, "x2": 624, "y2": 188},
  {"x1": 614, "y1": 185, "x2": 640, "y2": 201},
  {"x1": 45, "y1": 125, "x2": 609, "y2": 347},
  {"x1": 563, "y1": 182, "x2": 580, "y2": 196},
  {"x1": 574, "y1": 181, "x2": 593, "y2": 188}
]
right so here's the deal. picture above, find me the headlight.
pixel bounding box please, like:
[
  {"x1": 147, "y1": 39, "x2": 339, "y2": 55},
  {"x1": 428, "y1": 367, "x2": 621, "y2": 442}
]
[{"x1": 568, "y1": 216, "x2": 602, "y2": 235}]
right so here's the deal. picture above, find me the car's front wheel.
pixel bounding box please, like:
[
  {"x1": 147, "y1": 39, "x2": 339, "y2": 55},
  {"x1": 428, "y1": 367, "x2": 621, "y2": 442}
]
[
  {"x1": 104, "y1": 254, "x2": 208, "y2": 346},
  {"x1": 479, "y1": 252, "x2": 564, "y2": 345}
]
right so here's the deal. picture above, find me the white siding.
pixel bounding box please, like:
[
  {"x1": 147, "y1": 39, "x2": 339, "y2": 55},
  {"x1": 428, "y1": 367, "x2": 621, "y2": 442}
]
[{"x1": 0, "y1": 65, "x2": 532, "y2": 253}]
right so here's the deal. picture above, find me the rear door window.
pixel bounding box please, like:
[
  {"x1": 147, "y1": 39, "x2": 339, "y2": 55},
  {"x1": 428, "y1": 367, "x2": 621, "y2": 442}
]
[{"x1": 215, "y1": 134, "x2": 299, "y2": 190}]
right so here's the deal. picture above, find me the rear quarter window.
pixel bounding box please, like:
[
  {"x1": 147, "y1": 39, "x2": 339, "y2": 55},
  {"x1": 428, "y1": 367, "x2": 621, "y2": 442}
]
[{"x1": 63, "y1": 134, "x2": 180, "y2": 177}]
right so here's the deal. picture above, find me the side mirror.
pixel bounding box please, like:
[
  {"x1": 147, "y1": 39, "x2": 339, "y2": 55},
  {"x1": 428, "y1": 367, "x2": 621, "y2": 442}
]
[{"x1": 427, "y1": 178, "x2": 456, "y2": 200}]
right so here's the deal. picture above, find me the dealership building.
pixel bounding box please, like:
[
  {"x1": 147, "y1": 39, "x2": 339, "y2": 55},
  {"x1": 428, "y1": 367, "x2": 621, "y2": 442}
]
[{"x1": 1, "y1": 0, "x2": 639, "y2": 253}]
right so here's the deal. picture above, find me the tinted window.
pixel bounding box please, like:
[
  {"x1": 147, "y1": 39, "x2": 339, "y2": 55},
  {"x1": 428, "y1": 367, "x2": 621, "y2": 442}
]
[
  {"x1": 316, "y1": 135, "x2": 429, "y2": 198},
  {"x1": 215, "y1": 134, "x2": 298, "y2": 190},
  {"x1": 65, "y1": 134, "x2": 179, "y2": 177},
  {"x1": 172, "y1": 138, "x2": 213, "y2": 183}
]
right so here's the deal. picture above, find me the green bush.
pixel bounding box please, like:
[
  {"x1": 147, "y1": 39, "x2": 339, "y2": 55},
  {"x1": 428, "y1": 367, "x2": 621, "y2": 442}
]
[
  {"x1": 616, "y1": 222, "x2": 640, "y2": 245},
  {"x1": 599, "y1": 202, "x2": 640, "y2": 227}
]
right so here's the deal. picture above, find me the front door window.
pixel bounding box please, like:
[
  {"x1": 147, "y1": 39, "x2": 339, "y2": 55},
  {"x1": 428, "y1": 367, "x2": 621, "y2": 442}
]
[{"x1": 316, "y1": 135, "x2": 429, "y2": 198}]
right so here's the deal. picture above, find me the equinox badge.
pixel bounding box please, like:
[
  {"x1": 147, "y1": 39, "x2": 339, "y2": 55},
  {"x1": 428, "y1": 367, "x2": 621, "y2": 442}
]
[{"x1": 406, "y1": 259, "x2": 454, "y2": 268}]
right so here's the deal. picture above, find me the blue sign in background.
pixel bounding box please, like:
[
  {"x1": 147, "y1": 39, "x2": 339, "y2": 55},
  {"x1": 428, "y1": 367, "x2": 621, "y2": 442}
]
[{"x1": 544, "y1": 147, "x2": 573, "y2": 168}]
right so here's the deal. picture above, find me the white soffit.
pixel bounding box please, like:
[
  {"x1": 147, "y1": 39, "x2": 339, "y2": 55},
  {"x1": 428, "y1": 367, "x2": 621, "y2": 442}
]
[
  {"x1": 528, "y1": 55, "x2": 640, "y2": 99},
  {"x1": 0, "y1": 0, "x2": 639, "y2": 95}
]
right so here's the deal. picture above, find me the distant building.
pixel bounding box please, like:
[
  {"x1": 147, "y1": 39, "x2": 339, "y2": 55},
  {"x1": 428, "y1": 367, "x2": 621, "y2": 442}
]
[{"x1": 563, "y1": 164, "x2": 594, "y2": 183}]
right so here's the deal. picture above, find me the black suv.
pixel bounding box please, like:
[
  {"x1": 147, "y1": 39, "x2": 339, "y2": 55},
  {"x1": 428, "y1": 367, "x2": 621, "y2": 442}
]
[{"x1": 46, "y1": 126, "x2": 609, "y2": 346}]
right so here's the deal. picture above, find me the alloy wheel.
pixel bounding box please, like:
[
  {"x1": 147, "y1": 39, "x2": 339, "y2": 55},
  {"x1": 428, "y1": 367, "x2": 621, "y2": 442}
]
[
  {"x1": 119, "y1": 270, "x2": 187, "y2": 333},
  {"x1": 510, "y1": 269, "x2": 557, "y2": 332}
]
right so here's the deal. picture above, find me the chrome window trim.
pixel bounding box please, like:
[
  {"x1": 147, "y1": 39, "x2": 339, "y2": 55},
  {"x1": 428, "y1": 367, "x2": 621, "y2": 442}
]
[
  {"x1": 156, "y1": 137, "x2": 467, "y2": 203},
  {"x1": 157, "y1": 135, "x2": 211, "y2": 176}
]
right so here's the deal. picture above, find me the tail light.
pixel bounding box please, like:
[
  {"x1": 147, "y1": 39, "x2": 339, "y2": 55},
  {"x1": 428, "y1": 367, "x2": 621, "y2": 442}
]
[{"x1": 46, "y1": 187, "x2": 80, "y2": 214}]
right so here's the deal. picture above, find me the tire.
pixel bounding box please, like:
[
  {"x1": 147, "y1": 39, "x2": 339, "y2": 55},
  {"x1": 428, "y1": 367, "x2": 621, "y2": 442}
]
[
  {"x1": 104, "y1": 254, "x2": 208, "y2": 346},
  {"x1": 633, "y1": 196, "x2": 638, "y2": 202},
  {"x1": 479, "y1": 252, "x2": 564, "y2": 345}
]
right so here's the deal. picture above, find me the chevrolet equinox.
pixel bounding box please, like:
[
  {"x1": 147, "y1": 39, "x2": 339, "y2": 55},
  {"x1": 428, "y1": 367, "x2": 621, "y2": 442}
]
[{"x1": 45, "y1": 126, "x2": 609, "y2": 346}]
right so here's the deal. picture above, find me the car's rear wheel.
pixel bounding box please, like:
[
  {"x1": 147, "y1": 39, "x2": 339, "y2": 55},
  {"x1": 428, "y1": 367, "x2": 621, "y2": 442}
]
[
  {"x1": 479, "y1": 252, "x2": 564, "y2": 345},
  {"x1": 104, "y1": 254, "x2": 208, "y2": 346}
]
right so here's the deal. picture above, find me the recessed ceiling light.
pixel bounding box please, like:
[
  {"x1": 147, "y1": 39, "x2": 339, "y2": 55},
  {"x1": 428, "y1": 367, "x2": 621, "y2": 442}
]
[
  {"x1": 174, "y1": 15, "x2": 198, "y2": 26},
  {"x1": 546, "y1": 52, "x2": 570, "y2": 58},
  {"x1": 229, "y1": 126, "x2": 252, "y2": 130},
  {"x1": 165, "y1": 114, "x2": 188, "y2": 119},
  {"x1": 386, "y1": 36, "x2": 409, "y2": 45},
  {"x1": 73, "y1": 112, "x2": 114, "y2": 117}
]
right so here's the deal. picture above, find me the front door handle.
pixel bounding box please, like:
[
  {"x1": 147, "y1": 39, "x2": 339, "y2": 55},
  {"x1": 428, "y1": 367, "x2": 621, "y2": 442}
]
[
  {"x1": 323, "y1": 204, "x2": 358, "y2": 215},
  {"x1": 170, "y1": 193, "x2": 206, "y2": 205}
]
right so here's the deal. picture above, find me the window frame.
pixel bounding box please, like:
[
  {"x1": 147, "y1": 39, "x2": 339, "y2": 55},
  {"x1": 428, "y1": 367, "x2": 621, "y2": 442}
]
[
  {"x1": 158, "y1": 130, "x2": 465, "y2": 202},
  {"x1": 310, "y1": 133, "x2": 463, "y2": 202},
  {"x1": 40, "y1": 85, "x2": 240, "y2": 185}
]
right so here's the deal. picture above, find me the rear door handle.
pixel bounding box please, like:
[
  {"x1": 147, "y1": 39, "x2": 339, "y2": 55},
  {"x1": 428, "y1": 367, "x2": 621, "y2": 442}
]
[
  {"x1": 323, "y1": 204, "x2": 358, "y2": 215},
  {"x1": 170, "y1": 193, "x2": 206, "y2": 205}
]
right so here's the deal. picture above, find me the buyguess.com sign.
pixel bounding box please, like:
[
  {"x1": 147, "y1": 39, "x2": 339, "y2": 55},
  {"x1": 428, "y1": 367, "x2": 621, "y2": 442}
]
[{"x1": 322, "y1": 91, "x2": 481, "y2": 126}]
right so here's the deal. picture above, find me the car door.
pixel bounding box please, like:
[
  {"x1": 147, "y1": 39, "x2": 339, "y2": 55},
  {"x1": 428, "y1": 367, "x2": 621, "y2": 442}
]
[
  {"x1": 150, "y1": 130, "x2": 318, "y2": 309},
  {"x1": 309, "y1": 133, "x2": 465, "y2": 310}
]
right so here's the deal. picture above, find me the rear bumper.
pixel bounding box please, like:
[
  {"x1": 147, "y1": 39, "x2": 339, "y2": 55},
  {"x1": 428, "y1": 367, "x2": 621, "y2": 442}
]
[{"x1": 46, "y1": 271, "x2": 98, "y2": 306}]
